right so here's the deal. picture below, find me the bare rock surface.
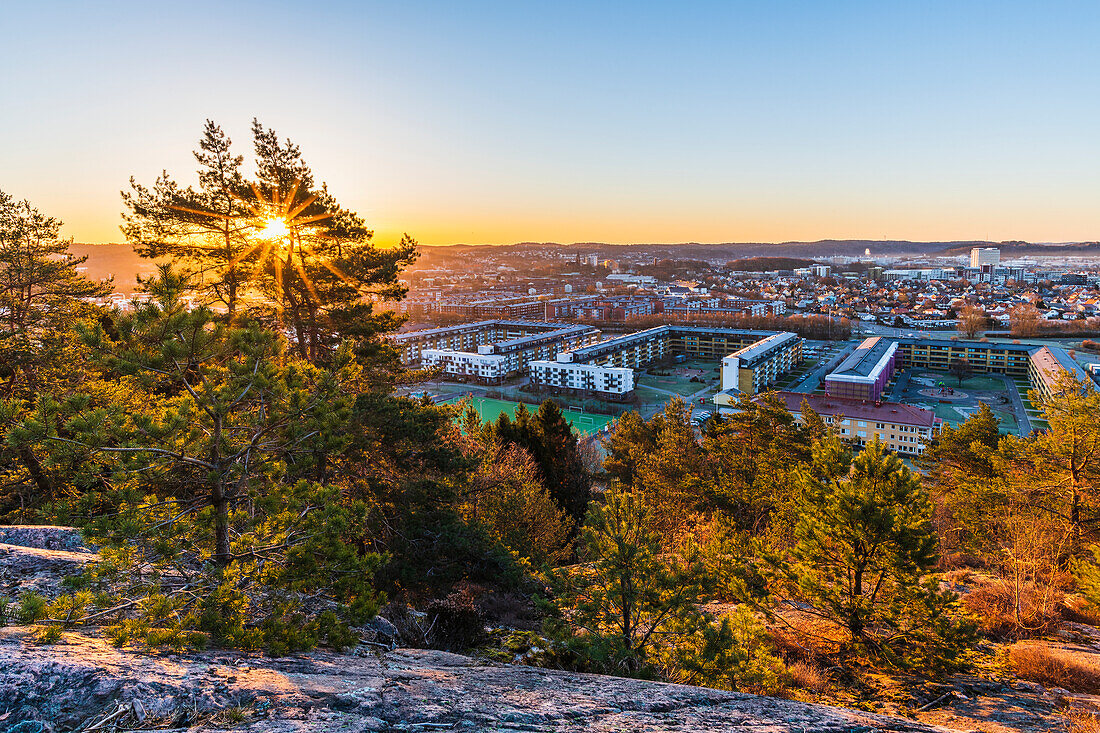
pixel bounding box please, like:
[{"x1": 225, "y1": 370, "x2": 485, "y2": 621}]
[
  {"x1": 0, "y1": 628, "x2": 968, "y2": 733},
  {"x1": 0, "y1": 526, "x2": 93, "y2": 553},
  {"x1": 0, "y1": 525, "x2": 98, "y2": 602}
]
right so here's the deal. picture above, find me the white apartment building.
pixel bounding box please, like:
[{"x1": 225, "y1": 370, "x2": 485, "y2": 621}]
[
  {"x1": 528, "y1": 361, "x2": 635, "y2": 396},
  {"x1": 421, "y1": 349, "x2": 508, "y2": 381}
]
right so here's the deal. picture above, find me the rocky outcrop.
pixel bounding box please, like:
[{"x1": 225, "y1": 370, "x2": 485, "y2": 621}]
[
  {"x1": 0, "y1": 628, "x2": 966, "y2": 733},
  {"x1": 0, "y1": 527, "x2": 97, "y2": 603},
  {"x1": 0, "y1": 526, "x2": 93, "y2": 553}
]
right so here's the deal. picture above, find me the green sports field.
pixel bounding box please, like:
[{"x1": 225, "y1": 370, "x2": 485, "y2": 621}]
[{"x1": 461, "y1": 397, "x2": 616, "y2": 436}]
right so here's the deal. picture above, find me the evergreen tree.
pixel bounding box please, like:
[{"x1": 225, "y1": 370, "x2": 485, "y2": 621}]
[
  {"x1": 0, "y1": 190, "x2": 110, "y2": 393},
  {"x1": 547, "y1": 485, "x2": 718, "y2": 676},
  {"x1": 602, "y1": 409, "x2": 658, "y2": 486},
  {"x1": 489, "y1": 400, "x2": 592, "y2": 527},
  {"x1": 122, "y1": 121, "x2": 254, "y2": 316},
  {"x1": 1024, "y1": 371, "x2": 1100, "y2": 543},
  {"x1": 633, "y1": 397, "x2": 707, "y2": 533},
  {"x1": 43, "y1": 266, "x2": 355, "y2": 568},
  {"x1": 0, "y1": 190, "x2": 112, "y2": 518},
  {"x1": 919, "y1": 402, "x2": 1007, "y2": 554},
  {"x1": 767, "y1": 438, "x2": 972, "y2": 671},
  {"x1": 703, "y1": 391, "x2": 811, "y2": 533},
  {"x1": 123, "y1": 119, "x2": 418, "y2": 366}
]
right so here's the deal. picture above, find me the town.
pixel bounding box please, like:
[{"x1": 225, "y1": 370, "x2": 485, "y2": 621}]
[{"x1": 384, "y1": 243, "x2": 1100, "y2": 454}]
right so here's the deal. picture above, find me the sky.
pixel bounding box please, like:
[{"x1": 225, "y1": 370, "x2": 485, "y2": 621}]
[{"x1": 1, "y1": 1, "x2": 1098, "y2": 246}]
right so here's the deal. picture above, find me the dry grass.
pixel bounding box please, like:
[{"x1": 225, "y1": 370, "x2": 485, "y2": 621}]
[
  {"x1": 1008, "y1": 643, "x2": 1100, "y2": 694},
  {"x1": 962, "y1": 578, "x2": 1063, "y2": 640},
  {"x1": 769, "y1": 613, "x2": 847, "y2": 665},
  {"x1": 787, "y1": 660, "x2": 829, "y2": 693},
  {"x1": 1062, "y1": 596, "x2": 1100, "y2": 627},
  {"x1": 1067, "y1": 711, "x2": 1100, "y2": 733}
]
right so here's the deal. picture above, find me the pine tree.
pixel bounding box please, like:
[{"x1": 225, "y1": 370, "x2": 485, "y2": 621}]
[
  {"x1": 0, "y1": 190, "x2": 112, "y2": 517},
  {"x1": 0, "y1": 190, "x2": 110, "y2": 392},
  {"x1": 489, "y1": 400, "x2": 592, "y2": 527},
  {"x1": 703, "y1": 391, "x2": 811, "y2": 533},
  {"x1": 122, "y1": 121, "x2": 254, "y2": 316},
  {"x1": 547, "y1": 485, "x2": 714, "y2": 676},
  {"x1": 602, "y1": 409, "x2": 657, "y2": 487},
  {"x1": 634, "y1": 397, "x2": 707, "y2": 533},
  {"x1": 768, "y1": 437, "x2": 972, "y2": 671},
  {"x1": 1025, "y1": 371, "x2": 1100, "y2": 543},
  {"x1": 123, "y1": 119, "x2": 418, "y2": 366}
]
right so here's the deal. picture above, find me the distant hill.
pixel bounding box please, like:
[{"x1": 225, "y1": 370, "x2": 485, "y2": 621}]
[
  {"x1": 935, "y1": 241, "x2": 1100, "y2": 257},
  {"x1": 724, "y1": 256, "x2": 816, "y2": 271},
  {"x1": 421, "y1": 240, "x2": 997, "y2": 260},
  {"x1": 70, "y1": 243, "x2": 156, "y2": 294}
]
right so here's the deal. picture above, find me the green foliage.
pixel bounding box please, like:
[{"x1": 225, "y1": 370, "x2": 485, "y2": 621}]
[
  {"x1": 122, "y1": 119, "x2": 418, "y2": 366},
  {"x1": 488, "y1": 400, "x2": 592, "y2": 527},
  {"x1": 671, "y1": 606, "x2": 788, "y2": 695},
  {"x1": 462, "y1": 440, "x2": 573, "y2": 565},
  {"x1": 0, "y1": 596, "x2": 8, "y2": 625},
  {"x1": 766, "y1": 437, "x2": 974, "y2": 674},
  {"x1": 546, "y1": 485, "x2": 730, "y2": 679},
  {"x1": 16, "y1": 592, "x2": 48, "y2": 624},
  {"x1": 48, "y1": 591, "x2": 94, "y2": 626},
  {"x1": 29, "y1": 624, "x2": 63, "y2": 645}
]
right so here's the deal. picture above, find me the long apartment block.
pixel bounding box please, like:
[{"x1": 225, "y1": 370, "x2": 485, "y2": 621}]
[
  {"x1": 827, "y1": 336, "x2": 1089, "y2": 407},
  {"x1": 532, "y1": 326, "x2": 803, "y2": 398},
  {"x1": 771, "y1": 391, "x2": 939, "y2": 456},
  {"x1": 390, "y1": 320, "x2": 601, "y2": 366}
]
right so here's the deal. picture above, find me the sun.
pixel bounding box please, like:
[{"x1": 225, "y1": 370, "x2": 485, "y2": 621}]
[{"x1": 256, "y1": 217, "x2": 289, "y2": 239}]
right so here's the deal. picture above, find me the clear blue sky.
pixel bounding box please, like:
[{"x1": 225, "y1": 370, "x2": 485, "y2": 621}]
[{"x1": 2, "y1": 1, "x2": 1098, "y2": 244}]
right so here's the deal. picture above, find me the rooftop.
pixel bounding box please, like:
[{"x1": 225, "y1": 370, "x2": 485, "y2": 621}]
[
  {"x1": 769, "y1": 391, "x2": 938, "y2": 428},
  {"x1": 829, "y1": 336, "x2": 897, "y2": 379}
]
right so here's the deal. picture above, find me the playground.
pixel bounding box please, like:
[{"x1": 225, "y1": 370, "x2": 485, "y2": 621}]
[
  {"x1": 895, "y1": 370, "x2": 1022, "y2": 435},
  {"x1": 635, "y1": 358, "x2": 720, "y2": 398}
]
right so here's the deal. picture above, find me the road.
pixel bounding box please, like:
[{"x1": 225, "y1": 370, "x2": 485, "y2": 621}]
[{"x1": 1003, "y1": 376, "x2": 1033, "y2": 436}]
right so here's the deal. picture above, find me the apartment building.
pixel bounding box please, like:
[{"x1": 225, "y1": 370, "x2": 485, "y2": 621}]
[
  {"x1": 528, "y1": 361, "x2": 635, "y2": 397},
  {"x1": 770, "y1": 391, "x2": 939, "y2": 456},
  {"x1": 421, "y1": 349, "x2": 508, "y2": 382},
  {"x1": 536, "y1": 325, "x2": 802, "y2": 399},
  {"x1": 1028, "y1": 346, "x2": 1088, "y2": 403},
  {"x1": 719, "y1": 332, "x2": 803, "y2": 394},
  {"x1": 824, "y1": 336, "x2": 898, "y2": 401},
  {"x1": 389, "y1": 320, "x2": 600, "y2": 367}
]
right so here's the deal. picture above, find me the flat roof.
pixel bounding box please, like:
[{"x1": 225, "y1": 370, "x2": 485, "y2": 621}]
[
  {"x1": 897, "y1": 338, "x2": 1033, "y2": 352},
  {"x1": 769, "y1": 391, "x2": 938, "y2": 428},
  {"x1": 391, "y1": 320, "x2": 575, "y2": 342},
  {"x1": 728, "y1": 332, "x2": 800, "y2": 366},
  {"x1": 1030, "y1": 345, "x2": 1089, "y2": 388},
  {"x1": 831, "y1": 337, "x2": 890, "y2": 376}
]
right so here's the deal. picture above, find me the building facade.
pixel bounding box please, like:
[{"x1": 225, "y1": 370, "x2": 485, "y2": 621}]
[{"x1": 769, "y1": 391, "x2": 940, "y2": 456}]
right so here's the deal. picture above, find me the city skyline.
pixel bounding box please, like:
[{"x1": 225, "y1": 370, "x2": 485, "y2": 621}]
[{"x1": 3, "y1": 1, "x2": 1099, "y2": 246}]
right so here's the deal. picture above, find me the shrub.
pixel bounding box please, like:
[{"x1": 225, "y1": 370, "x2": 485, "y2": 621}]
[
  {"x1": 29, "y1": 624, "x2": 63, "y2": 645},
  {"x1": 787, "y1": 661, "x2": 829, "y2": 694},
  {"x1": 1066, "y1": 711, "x2": 1100, "y2": 733},
  {"x1": 1063, "y1": 599, "x2": 1100, "y2": 628},
  {"x1": 1008, "y1": 643, "x2": 1100, "y2": 693},
  {"x1": 16, "y1": 592, "x2": 49, "y2": 624},
  {"x1": 670, "y1": 606, "x2": 788, "y2": 696},
  {"x1": 962, "y1": 579, "x2": 1062, "y2": 640},
  {"x1": 424, "y1": 590, "x2": 486, "y2": 652},
  {"x1": 48, "y1": 591, "x2": 94, "y2": 626},
  {"x1": 768, "y1": 613, "x2": 847, "y2": 665}
]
